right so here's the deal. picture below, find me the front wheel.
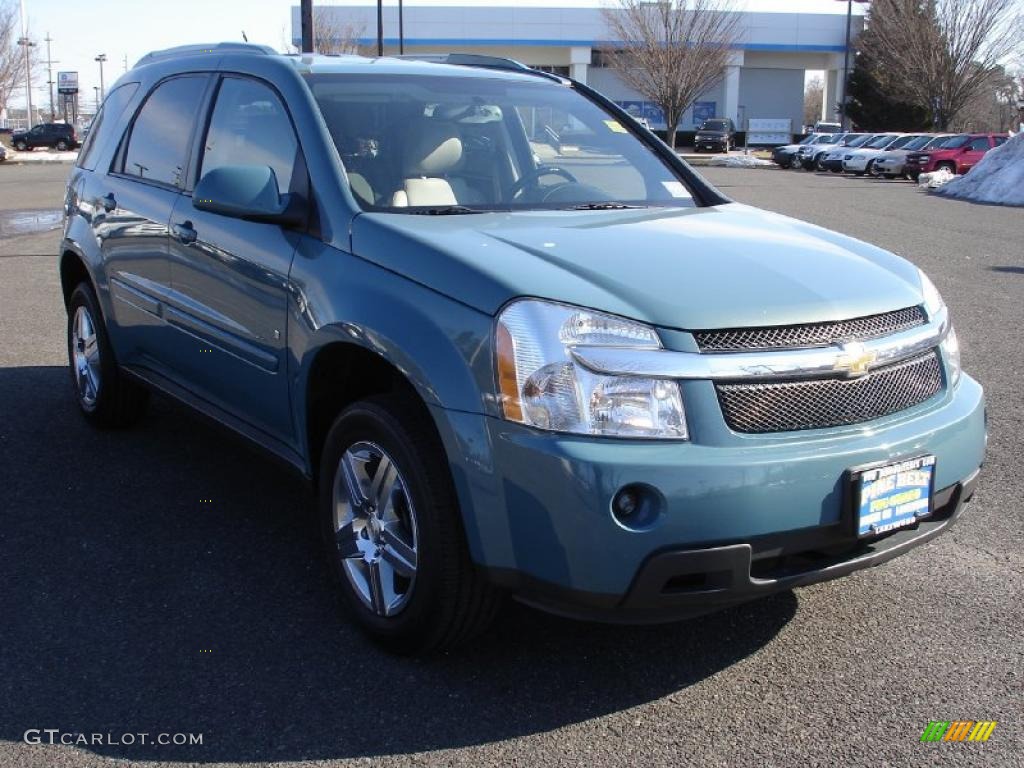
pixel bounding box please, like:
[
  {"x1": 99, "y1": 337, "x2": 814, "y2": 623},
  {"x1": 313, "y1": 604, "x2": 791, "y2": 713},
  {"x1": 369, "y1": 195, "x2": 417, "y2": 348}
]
[
  {"x1": 56, "y1": 139, "x2": 69, "y2": 151},
  {"x1": 937, "y1": 161, "x2": 957, "y2": 174},
  {"x1": 319, "y1": 396, "x2": 500, "y2": 653},
  {"x1": 13, "y1": 140, "x2": 27, "y2": 151},
  {"x1": 67, "y1": 283, "x2": 149, "y2": 427}
]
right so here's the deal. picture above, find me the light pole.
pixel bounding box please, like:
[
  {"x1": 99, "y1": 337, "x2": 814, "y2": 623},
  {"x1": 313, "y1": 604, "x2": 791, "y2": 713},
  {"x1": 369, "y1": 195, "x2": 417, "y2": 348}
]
[
  {"x1": 93, "y1": 86, "x2": 100, "y2": 114},
  {"x1": 94, "y1": 53, "x2": 107, "y2": 102},
  {"x1": 17, "y1": 35, "x2": 35, "y2": 128},
  {"x1": 399, "y1": 0, "x2": 404, "y2": 55},
  {"x1": 836, "y1": 0, "x2": 870, "y2": 131}
]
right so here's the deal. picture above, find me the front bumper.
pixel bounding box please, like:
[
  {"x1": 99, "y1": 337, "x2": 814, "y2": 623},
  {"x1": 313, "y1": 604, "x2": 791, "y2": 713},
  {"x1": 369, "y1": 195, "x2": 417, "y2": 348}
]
[
  {"x1": 509, "y1": 469, "x2": 978, "y2": 623},
  {"x1": 695, "y1": 137, "x2": 728, "y2": 152},
  {"x1": 819, "y1": 157, "x2": 844, "y2": 171},
  {"x1": 842, "y1": 157, "x2": 870, "y2": 172},
  {"x1": 432, "y1": 374, "x2": 986, "y2": 621}
]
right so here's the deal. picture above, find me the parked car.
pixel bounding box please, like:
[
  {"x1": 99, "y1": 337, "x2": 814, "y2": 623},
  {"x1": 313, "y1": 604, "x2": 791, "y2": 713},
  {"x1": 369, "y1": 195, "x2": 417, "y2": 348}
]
[
  {"x1": 0, "y1": 144, "x2": 7, "y2": 162},
  {"x1": 903, "y1": 133, "x2": 1009, "y2": 179},
  {"x1": 10, "y1": 122, "x2": 79, "y2": 151},
  {"x1": 813, "y1": 121, "x2": 842, "y2": 134},
  {"x1": 796, "y1": 132, "x2": 852, "y2": 170},
  {"x1": 838, "y1": 134, "x2": 902, "y2": 175},
  {"x1": 872, "y1": 135, "x2": 950, "y2": 179},
  {"x1": 693, "y1": 118, "x2": 736, "y2": 153},
  {"x1": 61, "y1": 44, "x2": 985, "y2": 652},
  {"x1": 818, "y1": 133, "x2": 878, "y2": 172},
  {"x1": 771, "y1": 133, "x2": 819, "y2": 168}
]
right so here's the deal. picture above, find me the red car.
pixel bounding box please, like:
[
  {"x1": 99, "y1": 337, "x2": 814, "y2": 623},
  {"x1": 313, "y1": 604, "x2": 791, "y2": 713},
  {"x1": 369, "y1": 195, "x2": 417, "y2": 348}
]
[{"x1": 903, "y1": 133, "x2": 1008, "y2": 178}]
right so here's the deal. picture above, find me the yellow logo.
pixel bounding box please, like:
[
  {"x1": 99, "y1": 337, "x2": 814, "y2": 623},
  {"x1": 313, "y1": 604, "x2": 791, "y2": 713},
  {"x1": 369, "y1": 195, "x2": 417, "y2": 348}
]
[{"x1": 834, "y1": 341, "x2": 878, "y2": 377}]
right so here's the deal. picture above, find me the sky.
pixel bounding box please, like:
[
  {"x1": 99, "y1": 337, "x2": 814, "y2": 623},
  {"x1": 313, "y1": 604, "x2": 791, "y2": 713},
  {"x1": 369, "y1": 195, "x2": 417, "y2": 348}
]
[{"x1": 12, "y1": 0, "x2": 867, "y2": 112}]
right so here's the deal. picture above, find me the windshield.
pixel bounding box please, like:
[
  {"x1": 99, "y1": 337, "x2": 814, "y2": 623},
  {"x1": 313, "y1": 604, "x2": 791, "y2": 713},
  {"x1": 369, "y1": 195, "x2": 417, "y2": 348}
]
[
  {"x1": 940, "y1": 134, "x2": 970, "y2": 149},
  {"x1": 305, "y1": 73, "x2": 694, "y2": 213},
  {"x1": 699, "y1": 120, "x2": 730, "y2": 132},
  {"x1": 924, "y1": 135, "x2": 950, "y2": 149},
  {"x1": 901, "y1": 135, "x2": 932, "y2": 150},
  {"x1": 798, "y1": 134, "x2": 817, "y2": 145},
  {"x1": 842, "y1": 134, "x2": 872, "y2": 148},
  {"x1": 818, "y1": 133, "x2": 844, "y2": 144},
  {"x1": 866, "y1": 134, "x2": 897, "y2": 148},
  {"x1": 887, "y1": 135, "x2": 919, "y2": 150}
]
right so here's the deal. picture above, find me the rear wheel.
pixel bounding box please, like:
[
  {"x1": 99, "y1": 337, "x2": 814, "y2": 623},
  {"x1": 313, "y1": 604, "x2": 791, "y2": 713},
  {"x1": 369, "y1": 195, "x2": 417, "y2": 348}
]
[
  {"x1": 56, "y1": 139, "x2": 69, "y2": 151},
  {"x1": 938, "y1": 161, "x2": 957, "y2": 174},
  {"x1": 319, "y1": 396, "x2": 500, "y2": 653},
  {"x1": 13, "y1": 140, "x2": 27, "y2": 151},
  {"x1": 67, "y1": 283, "x2": 149, "y2": 427}
]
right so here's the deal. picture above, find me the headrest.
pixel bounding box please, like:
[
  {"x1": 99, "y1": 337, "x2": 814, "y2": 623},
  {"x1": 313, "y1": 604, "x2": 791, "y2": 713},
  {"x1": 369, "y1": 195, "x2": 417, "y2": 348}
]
[{"x1": 404, "y1": 120, "x2": 463, "y2": 175}]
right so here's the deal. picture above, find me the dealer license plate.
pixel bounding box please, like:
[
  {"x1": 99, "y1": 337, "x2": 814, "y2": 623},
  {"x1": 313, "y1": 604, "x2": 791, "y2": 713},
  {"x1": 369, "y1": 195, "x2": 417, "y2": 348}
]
[{"x1": 853, "y1": 455, "x2": 935, "y2": 538}]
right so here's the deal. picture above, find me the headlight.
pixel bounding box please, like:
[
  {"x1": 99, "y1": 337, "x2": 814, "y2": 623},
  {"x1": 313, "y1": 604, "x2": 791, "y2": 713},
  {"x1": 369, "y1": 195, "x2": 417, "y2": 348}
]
[
  {"x1": 496, "y1": 299, "x2": 688, "y2": 439},
  {"x1": 919, "y1": 268, "x2": 961, "y2": 386}
]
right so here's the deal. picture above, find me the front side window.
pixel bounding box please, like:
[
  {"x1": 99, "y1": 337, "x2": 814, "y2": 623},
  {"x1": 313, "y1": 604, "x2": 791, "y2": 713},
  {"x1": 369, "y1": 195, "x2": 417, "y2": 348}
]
[
  {"x1": 968, "y1": 137, "x2": 990, "y2": 151},
  {"x1": 305, "y1": 73, "x2": 695, "y2": 212},
  {"x1": 200, "y1": 77, "x2": 298, "y2": 195},
  {"x1": 122, "y1": 76, "x2": 207, "y2": 187}
]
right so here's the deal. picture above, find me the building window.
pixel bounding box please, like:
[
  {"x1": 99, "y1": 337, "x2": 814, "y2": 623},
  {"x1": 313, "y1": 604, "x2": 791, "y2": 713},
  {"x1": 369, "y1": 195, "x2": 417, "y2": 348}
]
[{"x1": 531, "y1": 65, "x2": 570, "y2": 77}]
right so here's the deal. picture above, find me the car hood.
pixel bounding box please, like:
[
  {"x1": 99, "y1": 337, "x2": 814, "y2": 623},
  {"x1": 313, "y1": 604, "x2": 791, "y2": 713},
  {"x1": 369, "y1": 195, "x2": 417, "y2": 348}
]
[{"x1": 350, "y1": 203, "x2": 923, "y2": 331}]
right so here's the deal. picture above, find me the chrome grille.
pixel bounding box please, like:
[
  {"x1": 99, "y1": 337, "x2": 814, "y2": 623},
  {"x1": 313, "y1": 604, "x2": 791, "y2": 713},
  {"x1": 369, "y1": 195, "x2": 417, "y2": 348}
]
[
  {"x1": 716, "y1": 351, "x2": 942, "y2": 433},
  {"x1": 694, "y1": 306, "x2": 926, "y2": 352}
]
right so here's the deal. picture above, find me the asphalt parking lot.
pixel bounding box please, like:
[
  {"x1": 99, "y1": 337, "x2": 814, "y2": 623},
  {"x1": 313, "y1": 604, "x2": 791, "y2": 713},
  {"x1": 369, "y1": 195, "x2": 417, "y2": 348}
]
[{"x1": 1, "y1": 162, "x2": 1021, "y2": 768}]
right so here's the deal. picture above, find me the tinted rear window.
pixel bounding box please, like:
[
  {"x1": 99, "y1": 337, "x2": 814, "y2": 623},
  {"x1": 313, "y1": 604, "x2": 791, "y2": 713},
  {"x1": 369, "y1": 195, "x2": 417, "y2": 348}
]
[
  {"x1": 122, "y1": 76, "x2": 207, "y2": 187},
  {"x1": 78, "y1": 83, "x2": 139, "y2": 171}
]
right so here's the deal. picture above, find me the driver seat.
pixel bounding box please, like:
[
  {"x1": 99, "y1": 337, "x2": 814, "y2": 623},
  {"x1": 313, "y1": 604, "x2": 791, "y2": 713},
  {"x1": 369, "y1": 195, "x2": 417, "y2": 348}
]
[{"x1": 392, "y1": 120, "x2": 463, "y2": 207}]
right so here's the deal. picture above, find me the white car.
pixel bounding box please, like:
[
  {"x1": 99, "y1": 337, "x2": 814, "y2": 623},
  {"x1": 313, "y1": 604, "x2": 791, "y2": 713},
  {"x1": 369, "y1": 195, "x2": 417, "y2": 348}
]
[
  {"x1": 819, "y1": 134, "x2": 879, "y2": 171},
  {"x1": 841, "y1": 134, "x2": 924, "y2": 174},
  {"x1": 873, "y1": 135, "x2": 951, "y2": 178}
]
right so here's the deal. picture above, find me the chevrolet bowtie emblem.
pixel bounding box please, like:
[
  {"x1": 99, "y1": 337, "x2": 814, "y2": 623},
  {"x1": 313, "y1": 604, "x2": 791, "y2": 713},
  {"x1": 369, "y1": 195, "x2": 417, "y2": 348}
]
[{"x1": 834, "y1": 341, "x2": 877, "y2": 377}]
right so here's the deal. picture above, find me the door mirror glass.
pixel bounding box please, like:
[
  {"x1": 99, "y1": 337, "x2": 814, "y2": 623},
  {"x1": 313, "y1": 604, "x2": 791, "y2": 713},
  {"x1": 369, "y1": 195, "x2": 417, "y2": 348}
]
[{"x1": 193, "y1": 164, "x2": 303, "y2": 225}]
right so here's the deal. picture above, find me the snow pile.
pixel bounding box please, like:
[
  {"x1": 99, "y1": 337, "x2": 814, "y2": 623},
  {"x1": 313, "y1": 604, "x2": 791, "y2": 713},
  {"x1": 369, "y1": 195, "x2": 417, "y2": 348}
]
[
  {"x1": 933, "y1": 132, "x2": 1024, "y2": 206},
  {"x1": 918, "y1": 167, "x2": 958, "y2": 189},
  {"x1": 706, "y1": 154, "x2": 774, "y2": 168},
  {"x1": 2, "y1": 149, "x2": 79, "y2": 164}
]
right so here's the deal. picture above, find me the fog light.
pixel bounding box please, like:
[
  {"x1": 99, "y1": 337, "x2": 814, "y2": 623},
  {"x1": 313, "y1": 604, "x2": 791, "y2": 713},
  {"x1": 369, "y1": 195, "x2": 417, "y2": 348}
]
[
  {"x1": 610, "y1": 484, "x2": 663, "y2": 530},
  {"x1": 613, "y1": 488, "x2": 639, "y2": 518}
]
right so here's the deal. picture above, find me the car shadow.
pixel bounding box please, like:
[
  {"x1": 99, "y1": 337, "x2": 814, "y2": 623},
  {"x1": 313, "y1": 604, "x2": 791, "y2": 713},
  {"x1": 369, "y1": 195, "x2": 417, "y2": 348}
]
[
  {"x1": 0, "y1": 365, "x2": 796, "y2": 763},
  {"x1": 989, "y1": 266, "x2": 1024, "y2": 275}
]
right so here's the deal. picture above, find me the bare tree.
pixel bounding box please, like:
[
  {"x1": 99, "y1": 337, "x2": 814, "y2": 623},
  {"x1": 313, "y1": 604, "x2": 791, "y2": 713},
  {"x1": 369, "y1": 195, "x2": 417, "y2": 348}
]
[
  {"x1": 0, "y1": 0, "x2": 31, "y2": 118},
  {"x1": 803, "y1": 76, "x2": 824, "y2": 128},
  {"x1": 867, "y1": 0, "x2": 1024, "y2": 130},
  {"x1": 601, "y1": 0, "x2": 743, "y2": 148},
  {"x1": 313, "y1": 7, "x2": 364, "y2": 55}
]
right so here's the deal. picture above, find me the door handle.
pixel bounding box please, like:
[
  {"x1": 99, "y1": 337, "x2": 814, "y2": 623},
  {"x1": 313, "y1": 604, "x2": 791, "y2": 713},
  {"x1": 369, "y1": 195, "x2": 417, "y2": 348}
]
[
  {"x1": 100, "y1": 193, "x2": 116, "y2": 212},
  {"x1": 172, "y1": 221, "x2": 197, "y2": 245}
]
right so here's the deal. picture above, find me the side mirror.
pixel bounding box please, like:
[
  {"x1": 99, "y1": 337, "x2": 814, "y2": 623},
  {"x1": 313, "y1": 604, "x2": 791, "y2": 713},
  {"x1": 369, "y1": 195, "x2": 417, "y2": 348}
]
[{"x1": 193, "y1": 165, "x2": 305, "y2": 226}]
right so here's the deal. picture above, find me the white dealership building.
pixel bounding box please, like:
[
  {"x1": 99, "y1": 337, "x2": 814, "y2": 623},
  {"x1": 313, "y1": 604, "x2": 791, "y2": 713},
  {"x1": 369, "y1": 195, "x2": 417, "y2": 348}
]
[{"x1": 292, "y1": 3, "x2": 863, "y2": 134}]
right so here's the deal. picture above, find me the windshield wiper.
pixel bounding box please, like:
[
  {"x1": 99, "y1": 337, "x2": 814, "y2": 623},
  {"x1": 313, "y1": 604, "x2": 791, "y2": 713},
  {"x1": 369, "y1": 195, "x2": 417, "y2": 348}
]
[
  {"x1": 566, "y1": 202, "x2": 649, "y2": 210},
  {"x1": 406, "y1": 205, "x2": 486, "y2": 215}
]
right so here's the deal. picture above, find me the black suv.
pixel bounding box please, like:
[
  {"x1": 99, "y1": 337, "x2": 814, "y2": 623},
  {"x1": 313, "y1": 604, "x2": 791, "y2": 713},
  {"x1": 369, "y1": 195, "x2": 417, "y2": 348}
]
[
  {"x1": 693, "y1": 118, "x2": 735, "y2": 153},
  {"x1": 11, "y1": 122, "x2": 78, "y2": 151}
]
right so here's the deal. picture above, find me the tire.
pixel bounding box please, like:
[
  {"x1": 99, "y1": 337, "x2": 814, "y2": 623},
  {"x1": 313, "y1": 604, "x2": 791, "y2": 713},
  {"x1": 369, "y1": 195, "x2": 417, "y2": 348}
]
[
  {"x1": 938, "y1": 161, "x2": 956, "y2": 174},
  {"x1": 319, "y1": 396, "x2": 500, "y2": 654},
  {"x1": 13, "y1": 140, "x2": 27, "y2": 151},
  {"x1": 56, "y1": 139, "x2": 69, "y2": 151},
  {"x1": 67, "y1": 283, "x2": 149, "y2": 427}
]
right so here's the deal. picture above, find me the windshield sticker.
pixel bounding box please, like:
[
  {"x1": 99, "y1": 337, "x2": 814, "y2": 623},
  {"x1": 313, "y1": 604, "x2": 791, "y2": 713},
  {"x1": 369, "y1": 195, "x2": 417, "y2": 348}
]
[
  {"x1": 661, "y1": 181, "x2": 689, "y2": 198},
  {"x1": 604, "y1": 120, "x2": 628, "y2": 134}
]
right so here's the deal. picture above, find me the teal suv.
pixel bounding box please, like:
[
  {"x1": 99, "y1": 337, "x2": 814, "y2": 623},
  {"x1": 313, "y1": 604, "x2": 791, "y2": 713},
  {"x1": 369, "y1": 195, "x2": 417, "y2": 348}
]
[{"x1": 61, "y1": 44, "x2": 985, "y2": 652}]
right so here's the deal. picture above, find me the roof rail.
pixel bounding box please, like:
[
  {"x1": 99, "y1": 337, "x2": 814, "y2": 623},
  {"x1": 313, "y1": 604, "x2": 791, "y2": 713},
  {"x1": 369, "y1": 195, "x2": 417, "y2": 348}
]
[
  {"x1": 394, "y1": 53, "x2": 569, "y2": 83},
  {"x1": 134, "y1": 42, "x2": 276, "y2": 69}
]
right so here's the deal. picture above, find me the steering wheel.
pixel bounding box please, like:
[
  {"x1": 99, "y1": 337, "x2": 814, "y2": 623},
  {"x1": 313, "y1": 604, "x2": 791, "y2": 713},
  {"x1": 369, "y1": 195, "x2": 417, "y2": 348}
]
[{"x1": 509, "y1": 166, "x2": 579, "y2": 200}]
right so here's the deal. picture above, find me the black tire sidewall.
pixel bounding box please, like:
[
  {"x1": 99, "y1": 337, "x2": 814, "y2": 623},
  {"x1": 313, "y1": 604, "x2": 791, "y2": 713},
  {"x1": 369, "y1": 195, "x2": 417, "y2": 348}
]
[
  {"x1": 67, "y1": 283, "x2": 119, "y2": 420},
  {"x1": 318, "y1": 401, "x2": 453, "y2": 647}
]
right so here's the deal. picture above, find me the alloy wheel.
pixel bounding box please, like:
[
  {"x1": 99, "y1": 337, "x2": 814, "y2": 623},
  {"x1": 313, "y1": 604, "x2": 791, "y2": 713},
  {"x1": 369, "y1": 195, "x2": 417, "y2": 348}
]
[
  {"x1": 71, "y1": 305, "x2": 101, "y2": 407},
  {"x1": 331, "y1": 441, "x2": 419, "y2": 617}
]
